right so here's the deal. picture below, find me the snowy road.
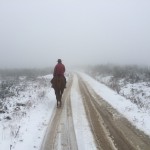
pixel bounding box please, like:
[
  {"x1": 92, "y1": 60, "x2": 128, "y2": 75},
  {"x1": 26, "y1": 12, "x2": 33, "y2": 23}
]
[
  {"x1": 41, "y1": 76, "x2": 78, "y2": 150},
  {"x1": 41, "y1": 74, "x2": 150, "y2": 150}
]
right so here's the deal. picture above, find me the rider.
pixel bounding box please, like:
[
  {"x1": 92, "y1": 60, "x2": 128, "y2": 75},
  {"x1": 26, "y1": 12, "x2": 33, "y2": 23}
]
[{"x1": 52, "y1": 59, "x2": 66, "y2": 88}]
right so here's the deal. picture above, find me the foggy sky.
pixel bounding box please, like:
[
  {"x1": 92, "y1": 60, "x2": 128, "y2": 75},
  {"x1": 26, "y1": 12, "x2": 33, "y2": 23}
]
[{"x1": 0, "y1": 0, "x2": 150, "y2": 68}]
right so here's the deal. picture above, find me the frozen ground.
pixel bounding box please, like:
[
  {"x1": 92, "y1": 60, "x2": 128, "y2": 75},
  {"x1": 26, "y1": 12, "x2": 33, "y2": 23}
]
[
  {"x1": 0, "y1": 73, "x2": 150, "y2": 150},
  {"x1": 79, "y1": 73, "x2": 150, "y2": 136},
  {"x1": 94, "y1": 74, "x2": 150, "y2": 112},
  {"x1": 0, "y1": 75, "x2": 56, "y2": 150}
]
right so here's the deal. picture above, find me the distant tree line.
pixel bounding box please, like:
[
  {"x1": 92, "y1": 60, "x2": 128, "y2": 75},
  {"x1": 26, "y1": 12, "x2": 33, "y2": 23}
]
[
  {"x1": 0, "y1": 67, "x2": 53, "y2": 79},
  {"x1": 85, "y1": 64, "x2": 150, "y2": 83}
]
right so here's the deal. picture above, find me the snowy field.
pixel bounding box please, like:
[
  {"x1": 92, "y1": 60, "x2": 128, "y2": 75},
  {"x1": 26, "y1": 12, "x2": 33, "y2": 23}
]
[
  {"x1": 0, "y1": 73, "x2": 150, "y2": 150},
  {"x1": 95, "y1": 75, "x2": 150, "y2": 112},
  {"x1": 0, "y1": 75, "x2": 56, "y2": 150}
]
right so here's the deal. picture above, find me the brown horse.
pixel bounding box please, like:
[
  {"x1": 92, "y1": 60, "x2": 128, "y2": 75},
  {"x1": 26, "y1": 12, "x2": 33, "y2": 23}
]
[{"x1": 51, "y1": 76, "x2": 65, "y2": 107}]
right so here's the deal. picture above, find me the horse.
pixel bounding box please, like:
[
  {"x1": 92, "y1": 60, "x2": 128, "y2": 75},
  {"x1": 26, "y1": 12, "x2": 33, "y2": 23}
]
[{"x1": 51, "y1": 76, "x2": 65, "y2": 107}]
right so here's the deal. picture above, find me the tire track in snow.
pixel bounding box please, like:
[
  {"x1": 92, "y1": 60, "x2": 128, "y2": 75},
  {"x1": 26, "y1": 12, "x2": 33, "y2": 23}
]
[
  {"x1": 40, "y1": 77, "x2": 78, "y2": 150},
  {"x1": 78, "y1": 74, "x2": 150, "y2": 150}
]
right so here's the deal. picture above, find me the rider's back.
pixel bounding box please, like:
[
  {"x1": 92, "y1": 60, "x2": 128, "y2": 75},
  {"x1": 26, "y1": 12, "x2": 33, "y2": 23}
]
[{"x1": 53, "y1": 63, "x2": 65, "y2": 76}]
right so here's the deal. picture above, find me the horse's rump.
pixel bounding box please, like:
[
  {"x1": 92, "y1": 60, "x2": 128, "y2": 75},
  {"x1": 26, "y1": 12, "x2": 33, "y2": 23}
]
[{"x1": 51, "y1": 76, "x2": 65, "y2": 90}]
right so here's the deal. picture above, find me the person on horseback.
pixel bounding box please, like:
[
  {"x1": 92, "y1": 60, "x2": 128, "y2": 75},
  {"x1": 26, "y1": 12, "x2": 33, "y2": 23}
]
[{"x1": 51, "y1": 59, "x2": 66, "y2": 88}]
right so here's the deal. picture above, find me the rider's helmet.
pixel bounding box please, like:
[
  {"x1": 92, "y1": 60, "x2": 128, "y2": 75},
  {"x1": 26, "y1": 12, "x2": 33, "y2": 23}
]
[{"x1": 57, "y1": 59, "x2": 62, "y2": 63}]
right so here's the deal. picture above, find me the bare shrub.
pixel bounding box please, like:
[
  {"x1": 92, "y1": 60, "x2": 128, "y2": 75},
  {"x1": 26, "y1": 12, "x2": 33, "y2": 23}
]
[
  {"x1": 25, "y1": 100, "x2": 33, "y2": 109},
  {"x1": 38, "y1": 91, "x2": 46, "y2": 100}
]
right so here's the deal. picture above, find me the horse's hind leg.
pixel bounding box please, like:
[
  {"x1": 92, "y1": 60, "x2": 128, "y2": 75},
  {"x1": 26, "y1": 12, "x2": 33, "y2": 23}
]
[
  {"x1": 56, "y1": 96, "x2": 60, "y2": 108},
  {"x1": 55, "y1": 90, "x2": 59, "y2": 108},
  {"x1": 59, "y1": 95, "x2": 62, "y2": 107},
  {"x1": 58, "y1": 100, "x2": 60, "y2": 107},
  {"x1": 57, "y1": 94, "x2": 61, "y2": 107},
  {"x1": 55, "y1": 90, "x2": 62, "y2": 108}
]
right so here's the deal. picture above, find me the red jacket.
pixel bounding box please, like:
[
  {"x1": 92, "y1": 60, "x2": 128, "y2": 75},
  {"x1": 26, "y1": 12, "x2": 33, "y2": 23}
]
[{"x1": 53, "y1": 63, "x2": 65, "y2": 76}]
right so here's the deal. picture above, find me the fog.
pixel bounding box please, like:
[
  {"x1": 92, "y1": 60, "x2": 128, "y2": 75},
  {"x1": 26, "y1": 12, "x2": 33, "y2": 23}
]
[{"x1": 0, "y1": 0, "x2": 150, "y2": 69}]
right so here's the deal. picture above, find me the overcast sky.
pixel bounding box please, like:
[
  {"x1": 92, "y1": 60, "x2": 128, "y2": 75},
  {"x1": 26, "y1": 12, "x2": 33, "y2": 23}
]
[{"x1": 0, "y1": 0, "x2": 150, "y2": 68}]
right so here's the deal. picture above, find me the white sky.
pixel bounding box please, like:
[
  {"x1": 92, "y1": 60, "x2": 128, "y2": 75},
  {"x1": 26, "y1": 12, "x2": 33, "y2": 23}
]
[{"x1": 0, "y1": 0, "x2": 150, "y2": 68}]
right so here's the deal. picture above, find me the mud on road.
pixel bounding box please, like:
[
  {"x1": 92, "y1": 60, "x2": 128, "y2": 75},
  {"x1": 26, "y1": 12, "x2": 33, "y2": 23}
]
[
  {"x1": 41, "y1": 74, "x2": 150, "y2": 150},
  {"x1": 40, "y1": 77, "x2": 78, "y2": 150},
  {"x1": 78, "y1": 75, "x2": 150, "y2": 150}
]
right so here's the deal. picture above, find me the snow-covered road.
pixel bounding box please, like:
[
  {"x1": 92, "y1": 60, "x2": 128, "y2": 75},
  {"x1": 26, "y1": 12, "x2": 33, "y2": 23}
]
[
  {"x1": 41, "y1": 74, "x2": 96, "y2": 150},
  {"x1": 1, "y1": 73, "x2": 150, "y2": 150},
  {"x1": 41, "y1": 73, "x2": 150, "y2": 150}
]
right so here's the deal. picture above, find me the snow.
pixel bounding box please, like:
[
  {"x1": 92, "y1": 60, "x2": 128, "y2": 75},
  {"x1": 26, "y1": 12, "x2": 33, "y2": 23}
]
[
  {"x1": 79, "y1": 72, "x2": 150, "y2": 136},
  {"x1": 119, "y1": 82, "x2": 150, "y2": 110},
  {"x1": 71, "y1": 74, "x2": 97, "y2": 150},
  {"x1": 1, "y1": 72, "x2": 150, "y2": 150},
  {"x1": 0, "y1": 76, "x2": 56, "y2": 150}
]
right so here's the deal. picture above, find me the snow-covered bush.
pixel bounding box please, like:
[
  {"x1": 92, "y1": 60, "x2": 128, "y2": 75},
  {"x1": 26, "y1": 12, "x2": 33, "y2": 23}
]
[{"x1": 84, "y1": 64, "x2": 150, "y2": 111}]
